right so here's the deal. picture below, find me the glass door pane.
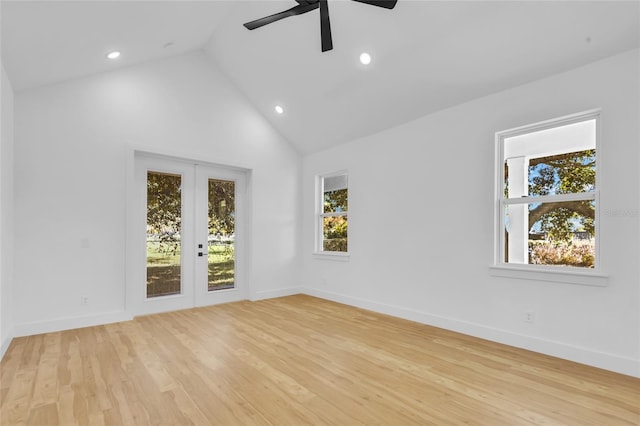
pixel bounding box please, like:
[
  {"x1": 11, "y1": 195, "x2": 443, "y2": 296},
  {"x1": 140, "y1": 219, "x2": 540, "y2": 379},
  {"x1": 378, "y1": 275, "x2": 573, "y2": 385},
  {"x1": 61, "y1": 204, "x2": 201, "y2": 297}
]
[
  {"x1": 146, "y1": 171, "x2": 182, "y2": 297},
  {"x1": 207, "y1": 179, "x2": 235, "y2": 291}
]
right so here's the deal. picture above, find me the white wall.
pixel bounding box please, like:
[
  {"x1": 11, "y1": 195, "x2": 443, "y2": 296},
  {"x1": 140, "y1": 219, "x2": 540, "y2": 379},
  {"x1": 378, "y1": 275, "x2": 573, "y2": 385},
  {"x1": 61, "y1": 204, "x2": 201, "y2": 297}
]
[
  {"x1": 302, "y1": 49, "x2": 640, "y2": 377},
  {"x1": 1, "y1": 63, "x2": 15, "y2": 357},
  {"x1": 13, "y1": 51, "x2": 302, "y2": 335}
]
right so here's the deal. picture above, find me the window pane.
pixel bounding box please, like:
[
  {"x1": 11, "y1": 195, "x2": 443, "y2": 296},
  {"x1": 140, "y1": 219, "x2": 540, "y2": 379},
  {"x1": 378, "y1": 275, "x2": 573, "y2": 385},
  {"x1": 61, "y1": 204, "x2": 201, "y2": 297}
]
[
  {"x1": 324, "y1": 189, "x2": 348, "y2": 213},
  {"x1": 323, "y1": 215, "x2": 348, "y2": 252},
  {"x1": 323, "y1": 175, "x2": 348, "y2": 213},
  {"x1": 505, "y1": 200, "x2": 595, "y2": 268},
  {"x1": 504, "y1": 149, "x2": 596, "y2": 198},
  {"x1": 503, "y1": 119, "x2": 596, "y2": 199},
  {"x1": 146, "y1": 171, "x2": 182, "y2": 297},
  {"x1": 208, "y1": 179, "x2": 235, "y2": 291}
]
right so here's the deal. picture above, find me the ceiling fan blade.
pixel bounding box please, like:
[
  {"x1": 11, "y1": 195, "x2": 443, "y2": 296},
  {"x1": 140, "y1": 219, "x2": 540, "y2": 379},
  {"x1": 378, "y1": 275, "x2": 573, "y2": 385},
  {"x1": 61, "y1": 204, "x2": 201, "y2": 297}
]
[
  {"x1": 319, "y1": 0, "x2": 333, "y2": 52},
  {"x1": 351, "y1": 0, "x2": 398, "y2": 9},
  {"x1": 244, "y1": 3, "x2": 319, "y2": 30}
]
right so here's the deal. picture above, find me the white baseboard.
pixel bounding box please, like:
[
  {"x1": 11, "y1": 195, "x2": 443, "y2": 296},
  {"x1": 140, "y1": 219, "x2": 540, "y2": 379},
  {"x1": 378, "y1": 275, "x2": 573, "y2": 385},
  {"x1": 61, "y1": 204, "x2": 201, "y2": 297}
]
[
  {"x1": 251, "y1": 286, "x2": 301, "y2": 301},
  {"x1": 1, "y1": 328, "x2": 14, "y2": 360},
  {"x1": 13, "y1": 311, "x2": 133, "y2": 338},
  {"x1": 300, "y1": 287, "x2": 640, "y2": 378}
]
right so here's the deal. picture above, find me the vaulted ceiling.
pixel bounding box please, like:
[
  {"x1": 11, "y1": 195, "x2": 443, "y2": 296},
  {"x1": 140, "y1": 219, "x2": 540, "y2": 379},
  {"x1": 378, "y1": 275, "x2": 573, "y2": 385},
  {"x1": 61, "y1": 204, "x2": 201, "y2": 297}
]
[{"x1": 2, "y1": 1, "x2": 639, "y2": 154}]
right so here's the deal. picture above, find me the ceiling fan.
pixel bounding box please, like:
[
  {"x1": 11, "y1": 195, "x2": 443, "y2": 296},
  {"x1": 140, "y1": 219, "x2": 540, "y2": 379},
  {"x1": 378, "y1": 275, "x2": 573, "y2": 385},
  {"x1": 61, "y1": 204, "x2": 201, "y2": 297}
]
[{"x1": 243, "y1": 0, "x2": 398, "y2": 52}]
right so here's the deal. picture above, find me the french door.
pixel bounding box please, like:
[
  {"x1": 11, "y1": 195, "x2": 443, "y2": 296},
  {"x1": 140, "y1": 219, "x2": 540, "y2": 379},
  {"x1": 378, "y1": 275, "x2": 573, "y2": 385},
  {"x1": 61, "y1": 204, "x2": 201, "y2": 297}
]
[{"x1": 132, "y1": 154, "x2": 247, "y2": 315}]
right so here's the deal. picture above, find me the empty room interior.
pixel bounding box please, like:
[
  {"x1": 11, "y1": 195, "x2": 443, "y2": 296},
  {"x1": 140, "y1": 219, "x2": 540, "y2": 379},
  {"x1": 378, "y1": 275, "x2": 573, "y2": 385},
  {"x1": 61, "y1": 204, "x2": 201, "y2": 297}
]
[{"x1": 1, "y1": 0, "x2": 640, "y2": 424}]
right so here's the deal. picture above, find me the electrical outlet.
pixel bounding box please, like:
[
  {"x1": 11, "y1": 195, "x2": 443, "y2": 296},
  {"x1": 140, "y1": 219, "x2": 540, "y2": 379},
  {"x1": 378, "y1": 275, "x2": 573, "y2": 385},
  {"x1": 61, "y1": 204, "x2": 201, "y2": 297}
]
[
  {"x1": 81, "y1": 296, "x2": 89, "y2": 306},
  {"x1": 524, "y1": 311, "x2": 534, "y2": 323}
]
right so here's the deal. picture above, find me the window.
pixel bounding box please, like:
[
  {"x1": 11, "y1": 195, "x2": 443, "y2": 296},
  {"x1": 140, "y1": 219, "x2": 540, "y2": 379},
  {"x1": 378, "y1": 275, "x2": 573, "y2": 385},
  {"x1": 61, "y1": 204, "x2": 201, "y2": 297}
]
[
  {"x1": 496, "y1": 111, "x2": 599, "y2": 271},
  {"x1": 318, "y1": 173, "x2": 348, "y2": 253}
]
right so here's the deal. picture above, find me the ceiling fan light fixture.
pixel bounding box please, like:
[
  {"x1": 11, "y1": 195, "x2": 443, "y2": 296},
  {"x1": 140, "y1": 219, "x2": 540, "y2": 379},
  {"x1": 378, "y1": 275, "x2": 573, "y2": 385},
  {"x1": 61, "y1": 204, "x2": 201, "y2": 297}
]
[
  {"x1": 275, "y1": 105, "x2": 284, "y2": 114},
  {"x1": 359, "y1": 52, "x2": 372, "y2": 65},
  {"x1": 106, "y1": 50, "x2": 121, "y2": 60}
]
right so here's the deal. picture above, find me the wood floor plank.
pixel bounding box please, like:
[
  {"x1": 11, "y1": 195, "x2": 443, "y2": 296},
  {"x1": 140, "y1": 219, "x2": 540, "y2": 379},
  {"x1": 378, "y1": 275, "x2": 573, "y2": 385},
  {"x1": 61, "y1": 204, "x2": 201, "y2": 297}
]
[
  {"x1": 26, "y1": 402, "x2": 58, "y2": 426},
  {"x1": 1, "y1": 295, "x2": 639, "y2": 425}
]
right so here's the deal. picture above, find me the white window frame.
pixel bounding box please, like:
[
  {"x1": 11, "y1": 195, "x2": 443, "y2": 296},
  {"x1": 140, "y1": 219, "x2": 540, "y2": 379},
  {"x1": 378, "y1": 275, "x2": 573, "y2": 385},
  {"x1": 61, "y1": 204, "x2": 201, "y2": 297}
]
[
  {"x1": 490, "y1": 110, "x2": 608, "y2": 286},
  {"x1": 314, "y1": 171, "x2": 349, "y2": 259}
]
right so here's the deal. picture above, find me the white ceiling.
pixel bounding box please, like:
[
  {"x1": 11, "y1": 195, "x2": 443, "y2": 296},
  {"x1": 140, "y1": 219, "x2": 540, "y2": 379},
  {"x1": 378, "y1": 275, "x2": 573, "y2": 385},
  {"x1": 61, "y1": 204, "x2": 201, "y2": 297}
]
[
  {"x1": 1, "y1": 1, "x2": 239, "y2": 91},
  {"x1": 2, "y1": 1, "x2": 639, "y2": 154}
]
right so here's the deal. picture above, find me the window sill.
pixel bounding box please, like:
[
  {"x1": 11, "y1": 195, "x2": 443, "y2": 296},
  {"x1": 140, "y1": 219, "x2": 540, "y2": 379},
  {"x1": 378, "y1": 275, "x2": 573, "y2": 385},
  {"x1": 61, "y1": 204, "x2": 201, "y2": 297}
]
[
  {"x1": 489, "y1": 264, "x2": 608, "y2": 287},
  {"x1": 312, "y1": 251, "x2": 350, "y2": 262}
]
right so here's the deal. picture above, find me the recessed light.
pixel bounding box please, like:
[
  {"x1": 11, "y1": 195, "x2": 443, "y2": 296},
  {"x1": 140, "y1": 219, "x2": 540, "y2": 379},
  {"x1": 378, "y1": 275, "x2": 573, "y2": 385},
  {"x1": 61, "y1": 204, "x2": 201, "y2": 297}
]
[
  {"x1": 359, "y1": 52, "x2": 371, "y2": 65},
  {"x1": 106, "y1": 51, "x2": 121, "y2": 60},
  {"x1": 275, "y1": 105, "x2": 284, "y2": 114}
]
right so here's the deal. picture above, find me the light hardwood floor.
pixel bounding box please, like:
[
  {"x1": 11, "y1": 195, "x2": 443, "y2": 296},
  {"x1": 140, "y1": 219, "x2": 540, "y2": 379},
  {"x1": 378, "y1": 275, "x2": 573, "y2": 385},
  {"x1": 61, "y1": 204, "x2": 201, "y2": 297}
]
[{"x1": 1, "y1": 295, "x2": 639, "y2": 425}]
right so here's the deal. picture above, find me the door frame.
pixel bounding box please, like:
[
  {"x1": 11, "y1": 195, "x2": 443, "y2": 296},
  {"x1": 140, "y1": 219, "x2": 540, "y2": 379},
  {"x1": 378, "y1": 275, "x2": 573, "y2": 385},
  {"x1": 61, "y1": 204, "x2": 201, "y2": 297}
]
[{"x1": 126, "y1": 149, "x2": 251, "y2": 316}]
